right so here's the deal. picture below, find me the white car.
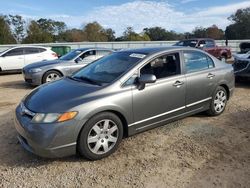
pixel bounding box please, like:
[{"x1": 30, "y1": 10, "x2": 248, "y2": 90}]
[{"x1": 0, "y1": 46, "x2": 58, "y2": 72}]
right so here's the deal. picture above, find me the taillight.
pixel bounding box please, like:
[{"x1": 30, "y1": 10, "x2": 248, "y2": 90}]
[{"x1": 52, "y1": 53, "x2": 58, "y2": 57}]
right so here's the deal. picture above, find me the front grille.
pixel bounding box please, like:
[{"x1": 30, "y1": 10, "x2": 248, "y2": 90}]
[{"x1": 233, "y1": 60, "x2": 249, "y2": 72}]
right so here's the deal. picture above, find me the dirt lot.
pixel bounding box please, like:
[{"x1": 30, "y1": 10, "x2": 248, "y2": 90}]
[{"x1": 0, "y1": 74, "x2": 249, "y2": 188}]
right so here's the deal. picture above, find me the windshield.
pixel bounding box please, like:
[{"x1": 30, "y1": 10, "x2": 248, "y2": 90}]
[
  {"x1": 175, "y1": 40, "x2": 198, "y2": 47},
  {"x1": 71, "y1": 52, "x2": 147, "y2": 85},
  {"x1": 59, "y1": 50, "x2": 83, "y2": 61}
]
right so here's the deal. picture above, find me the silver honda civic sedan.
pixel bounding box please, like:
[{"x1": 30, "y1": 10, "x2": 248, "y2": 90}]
[
  {"x1": 22, "y1": 48, "x2": 113, "y2": 85},
  {"x1": 15, "y1": 47, "x2": 234, "y2": 160}
]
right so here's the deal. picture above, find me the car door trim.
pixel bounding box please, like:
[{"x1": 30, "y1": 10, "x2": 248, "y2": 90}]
[
  {"x1": 128, "y1": 106, "x2": 186, "y2": 127},
  {"x1": 128, "y1": 97, "x2": 212, "y2": 127},
  {"x1": 186, "y1": 97, "x2": 212, "y2": 108},
  {"x1": 135, "y1": 107, "x2": 204, "y2": 131}
]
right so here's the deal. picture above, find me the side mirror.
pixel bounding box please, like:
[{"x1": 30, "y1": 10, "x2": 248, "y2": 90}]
[
  {"x1": 138, "y1": 74, "x2": 156, "y2": 90},
  {"x1": 75, "y1": 57, "x2": 82, "y2": 63},
  {"x1": 198, "y1": 44, "x2": 204, "y2": 48}
]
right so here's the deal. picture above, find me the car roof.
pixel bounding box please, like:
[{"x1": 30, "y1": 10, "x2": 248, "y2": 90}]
[
  {"x1": 10, "y1": 46, "x2": 49, "y2": 49},
  {"x1": 180, "y1": 38, "x2": 214, "y2": 41},
  {"x1": 116, "y1": 46, "x2": 190, "y2": 55},
  {"x1": 73, "y1": 47, "x2": 114, "y2": 52}
]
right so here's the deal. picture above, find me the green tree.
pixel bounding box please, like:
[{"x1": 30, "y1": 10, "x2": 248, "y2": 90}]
[
  {"x1": 122, "y1": 27, "x2": 150, "y2": 41},
  {"x1": 192, "y1": 27, "x2": 207, "y2": 38},
  {"x1": 23, "y1": 20, "x2": 53, "y2": 43},
  {"x1": 8, "y1": 15, "x2": 26, "y2": 43},
  {"x1": 83, "y1": 22, "x2": 108, "y2": 42},
  {"x1": 104, "y1": 28, "x2": 116, "y2": 41},
  {"x1": 225, "y1": 7, "x2": 250, "y2": 39},
  {"x1": 0, "y1": 15, "x2": 16, "y2": 44},
  {"x1": 59, "y1": 29, "x2": 86, "y2": 42},
  {"x1": 206, "y1": 25, "x2": 224, "y2": 40}
]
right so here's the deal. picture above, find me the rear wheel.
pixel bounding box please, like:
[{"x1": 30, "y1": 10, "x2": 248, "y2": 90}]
[
  {"x1": 207, "y1": 86, "x2": 227, "y2": 116},
  {"x1": 77, "y1": 112, "x2": 123, "y2": 160},
  {"x1": 42, "y1": 70, "x2": 62, "y2": 84}
]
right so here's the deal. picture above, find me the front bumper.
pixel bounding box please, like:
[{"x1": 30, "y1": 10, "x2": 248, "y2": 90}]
[
  {"x1": 14, "y1": 104, "x2": 81, "y2": 158},
  {"x1": 22, "y1": 69, "x2": 43, "y2": 86}
]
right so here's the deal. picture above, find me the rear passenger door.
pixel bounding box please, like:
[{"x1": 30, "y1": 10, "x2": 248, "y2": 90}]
[
  {"x1": 183, "y1": 50, "x2": 217, "y2": 109},
  {"x1": 24, "y1": 47, "x2": 45, "y2": 65}
]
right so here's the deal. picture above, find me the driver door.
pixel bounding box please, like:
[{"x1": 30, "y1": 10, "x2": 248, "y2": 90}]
[
  {"x1": 70, "y1": 50, "x2": 96, "y2": 74},
  {"x1": 131, "y1": 52, "x2": 186, "y2": 132},
  {"x1": 0, "y1": 48, "x2": 24, "y2": 70}
]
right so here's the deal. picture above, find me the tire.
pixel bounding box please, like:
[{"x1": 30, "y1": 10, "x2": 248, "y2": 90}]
[
  {"x1": 207, "y1": 86, "x2": 228, "y2": 116},
  {"x1": 42, "y1": 70, "x2": 62, "y2": 84},
  {"x1": 220, "y1": 55, "x2": 227, "y2": 63},
  {"x1": 77, "y1": 112, "x2": 123, "y2": 160}
]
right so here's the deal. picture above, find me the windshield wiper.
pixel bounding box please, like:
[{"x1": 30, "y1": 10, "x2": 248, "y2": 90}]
[{"x1": 72, "y1": 76, "x2": 102, "y2": 86}]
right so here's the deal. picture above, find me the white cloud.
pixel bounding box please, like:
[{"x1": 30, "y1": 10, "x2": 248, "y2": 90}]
[
  {"x1": 180, "y1": 0, "x2": 198, "y2": 4},
  {"x1": 197, "y1": 1, "x2": 250, "y2": 16},
  {"x1": 6, "y1": 1, "x2": 250, "y2": 36}
]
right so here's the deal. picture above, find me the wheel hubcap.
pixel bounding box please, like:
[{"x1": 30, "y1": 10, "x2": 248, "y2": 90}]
[
  {"x1": 46, "y1": 73, "x2": 61, "y2": 83},
  {"x1": 214, "y1": 90, "x2": 227, "y2": 113},
  {"x1": 87, "y1": 119, "x2": 118, "y2": 155}
]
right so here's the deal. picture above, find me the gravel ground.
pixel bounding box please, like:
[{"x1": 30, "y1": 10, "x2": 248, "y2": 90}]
[{"x1": 0, "y1": 74, "x2": 249, "y2": 188}]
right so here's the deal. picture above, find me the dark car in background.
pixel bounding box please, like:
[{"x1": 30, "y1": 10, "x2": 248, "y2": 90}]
[
  {"x1": 15, "y1": 47, "x2": 234, "y2": 160},
  {"x1": 233, "y1": 51, "x2": 250, "y2": 79},
  {"x1": 174, "y1": 38, "x2": 232, "y2": 61},
  {"x1": 22, "y1": 48, "x2": 113, "y2": 85},
  {"x1": 239, "y1": 42, "x2": 250, "y2": 54}
]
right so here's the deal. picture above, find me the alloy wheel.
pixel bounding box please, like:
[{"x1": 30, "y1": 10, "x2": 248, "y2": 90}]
[
  {"x1": 46, "y1": 73, "x2": 61, "y2": 83},
  {"x1": 214, "y1": 90, "x2": 227, "y2": 113},
  {"x1": 87, "y1": 119, "x2": 118, "y2": 155}
]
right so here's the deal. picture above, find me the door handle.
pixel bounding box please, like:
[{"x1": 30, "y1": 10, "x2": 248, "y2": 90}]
[
  {"x1": 173, "y1": 80, "x2": 184, "y2": 88},
  {"x1": 207, "y1": 73, "x2": 215, "y2": 79}
]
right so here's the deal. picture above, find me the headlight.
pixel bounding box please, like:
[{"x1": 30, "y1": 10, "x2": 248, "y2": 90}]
[
  {"x1": 31, "y1": 111, "x2": 78, "y2": 123},
  {"x1": 29, "y1": 68, "x2": 42, "y2": 73}
]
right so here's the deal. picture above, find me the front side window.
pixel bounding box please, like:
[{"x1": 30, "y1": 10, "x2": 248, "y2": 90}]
[
  {"x1": 140, "y1": 53, "x2": 181, "y2": 79},
  {"x1": 4, "y1": 48, "x2": 24, "y2": 56},
  {"x1": 71, "y1": 52, "x2": 146, "y2": 85},
  {"x1": 184, "y1": 51, "x2": 214, "y2": 73},
  {"x1": 175, "y1": 40, "x2": 198, "y2": 47},
  {"x1": 79, "y1": 50, "x2": 96, "y2": 59},
  {"x1": 59, "y1": 50, "x2": 83, "y2": 61}
]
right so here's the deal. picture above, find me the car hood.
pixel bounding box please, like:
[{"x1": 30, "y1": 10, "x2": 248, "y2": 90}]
[
  {"x1": 24, "y1": 77, "x2": 103, "y2": 113},
  {"x1": 23, "y1": 59, "x2": 67, "y2": 70}
]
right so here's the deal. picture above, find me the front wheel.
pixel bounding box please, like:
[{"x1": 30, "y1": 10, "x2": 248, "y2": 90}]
[
  {"x1": 77, "y1": 112, "x2": 123, "y2": 160},
  {"x1": 207, "y1": 86, "x2": 228, "y2": 116},
  {"x1": 42, "y1": 70, "x2": 62, "y2": 84}
]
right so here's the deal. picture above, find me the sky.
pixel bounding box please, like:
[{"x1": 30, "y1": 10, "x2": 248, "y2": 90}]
[{"x1": 1, "y1": 0, "x2": 250, "y2": 36}]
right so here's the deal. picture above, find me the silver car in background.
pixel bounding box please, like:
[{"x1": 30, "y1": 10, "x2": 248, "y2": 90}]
[
  {"x1": 15, "y1": 47, "x2": 234, "y2": 160},
  {"x1": 22, "y1": 48, "x2": 113, "y2": 85}
]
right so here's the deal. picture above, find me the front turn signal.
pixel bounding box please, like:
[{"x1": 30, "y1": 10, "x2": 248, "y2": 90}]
[{"x1": 57, "y1": 111, "x2": 78, "y2": 122}]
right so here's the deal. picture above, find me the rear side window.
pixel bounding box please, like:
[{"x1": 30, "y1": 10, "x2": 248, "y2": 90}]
[
  {"x1": 96, "y1": 50, "x2": 112, "y2": 57},
  {"x1": 4, "y1": 48, "x2": 24, "y2": 56},
  {"x1": 184, "y1": 51, "x2": 214, "y2": 73},
  {"x1": 24, "y1": 47, "x2": 46, "y2": 55},
  {"x1": 205, "y1": 40, "x2": 215, "y2": 48}
]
